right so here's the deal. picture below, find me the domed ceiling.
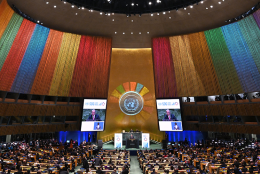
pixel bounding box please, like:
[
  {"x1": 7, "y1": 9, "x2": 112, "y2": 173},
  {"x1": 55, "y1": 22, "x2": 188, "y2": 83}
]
[{"x1": 7, "y1": 0, "x2": 260, "y2": 48}]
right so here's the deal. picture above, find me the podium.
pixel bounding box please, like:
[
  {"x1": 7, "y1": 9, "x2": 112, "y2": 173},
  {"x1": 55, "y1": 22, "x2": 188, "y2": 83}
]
[
  {"x1": 126, "y1": 139, "x2": 139, "y2": 148},
  {"x1": 114, "y1": 132, "x2": 150, "y2": 149}
]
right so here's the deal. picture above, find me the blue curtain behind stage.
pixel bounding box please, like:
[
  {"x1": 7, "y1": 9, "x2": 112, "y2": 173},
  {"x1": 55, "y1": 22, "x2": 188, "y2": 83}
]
[
  {"x1": 58, "y1": 131, "x2": 97, "y2": 145},
  {"x1": 166, "y1": 131, "x2": 207, "y2": 144}
]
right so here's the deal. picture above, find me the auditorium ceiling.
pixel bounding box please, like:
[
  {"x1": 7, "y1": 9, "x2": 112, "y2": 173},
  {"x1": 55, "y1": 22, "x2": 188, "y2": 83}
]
[{"x1": 7, "y1": 0, "x2": 259, "y2": 48}]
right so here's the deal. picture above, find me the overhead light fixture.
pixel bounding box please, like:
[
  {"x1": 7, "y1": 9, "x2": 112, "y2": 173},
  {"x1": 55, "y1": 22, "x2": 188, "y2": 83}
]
[
  {"x1": 71, "y1": 5, "x2": 74, "y2": 8},
  {"x1": 184, "y1": 8, "x2": 186, "y2": 10},
  {"x1": 115, "y1": 32, "x2": 117, "y2": 34},
  {"x1": 131, "y1": 3, "x2": 134, "y2": 6},
  {"x1": 151, "y1": 13, "x2": 153, "y2": 16},
  {"x1": 147, "y1": 32, "x2": 149, "y2": 34},
  {"x1": 46, "y1": 2, "x2": 49, "y2": 4},
  {"x1": 157, "y1": 13, "x2": 159, "y2": 15},
  {"x1": 81, "y1": 7, "x2": 84, "y2": 10},
  {"x1": 54, "y1": 5, "x2": 56, "y2": 8},
  {"x1": 149, "y1": 2, "x2": 152, "y2": 5},
  {"x1": 100, "y1": 12, "x2": 102, "y2": 15},
  {"x1": 139, "y1": 32, "x2": 141, "y2": 34},
  {"x1": 190, "y1": 5, "x2": 193, "y2": 8},
  {"x1": 163, "y1": 12, "x2": 166, "y2": 14}
]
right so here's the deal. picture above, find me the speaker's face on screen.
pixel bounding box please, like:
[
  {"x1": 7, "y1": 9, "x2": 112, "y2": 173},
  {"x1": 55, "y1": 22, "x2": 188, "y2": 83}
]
[{"x1": 92, "y1": 110, "x2": 95, "y2": 116}]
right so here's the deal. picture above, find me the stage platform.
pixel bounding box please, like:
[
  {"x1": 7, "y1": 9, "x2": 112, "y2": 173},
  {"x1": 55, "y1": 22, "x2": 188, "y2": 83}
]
[{"x1": 102, "y1": 141, "x2": 162, "y2": 150}]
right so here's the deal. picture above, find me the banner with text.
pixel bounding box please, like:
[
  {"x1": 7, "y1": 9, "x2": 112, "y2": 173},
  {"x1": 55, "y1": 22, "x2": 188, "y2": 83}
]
[
  {"x1": 142, "y1": 133, "x2": 150, "y2": 148},
  {"x1": 114, "y1": 133, "x2": 123, "y2": 148}
]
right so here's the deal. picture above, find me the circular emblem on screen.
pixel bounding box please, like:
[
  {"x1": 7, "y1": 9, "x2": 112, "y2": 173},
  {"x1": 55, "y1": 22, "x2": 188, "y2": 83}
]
[{"x1": 119, "y1": 91, "x2": 144, "y2": 115}]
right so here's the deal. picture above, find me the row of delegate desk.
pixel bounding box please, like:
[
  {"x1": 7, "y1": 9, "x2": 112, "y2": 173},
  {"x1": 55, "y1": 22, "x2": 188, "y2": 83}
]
[
  {"x1": 0, "y1": 145, "x2": 94, "y2": 173},
  {"x1": 138, "y1": 148, "x2": 260, "y2": 174},
  {"x1": 1, "y1": 148, "x2": 130, "y2": 174}
]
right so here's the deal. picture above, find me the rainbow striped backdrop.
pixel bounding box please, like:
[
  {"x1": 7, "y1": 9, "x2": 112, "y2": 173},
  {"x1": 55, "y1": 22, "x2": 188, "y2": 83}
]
[
  {"x1": 153, "y1": 9, "x2": 260, "y2": 98},
  {"x1": 0, "y1": 0, "x2": 112, "y2": 98}
]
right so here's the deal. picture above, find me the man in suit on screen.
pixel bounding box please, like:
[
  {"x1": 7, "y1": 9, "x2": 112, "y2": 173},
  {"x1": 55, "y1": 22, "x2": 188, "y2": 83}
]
[
  {"x1": 86, "y1": 109, "x2": 101, "y2": 121},
  {"x1": 163, "y1": 109, "x2": 178, "y2": 121}
]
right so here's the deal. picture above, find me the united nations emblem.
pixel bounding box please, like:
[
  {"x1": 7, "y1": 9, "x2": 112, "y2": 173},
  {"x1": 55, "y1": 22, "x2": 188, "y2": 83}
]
[{"x1": 119, "y1": 91, "x2": 144, "y2": 115}]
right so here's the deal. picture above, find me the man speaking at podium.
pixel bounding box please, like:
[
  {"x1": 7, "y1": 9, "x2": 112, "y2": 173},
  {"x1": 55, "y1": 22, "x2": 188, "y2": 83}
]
[
  {"x1": 163, "y1": 109, "x2": 177, "y2": 121},
  {"x1": 130, "y1": 134, "x2": 134, "y2": 140},
  {"x1": 86, "y1": 109, "x2": 101, "y2": 121}
]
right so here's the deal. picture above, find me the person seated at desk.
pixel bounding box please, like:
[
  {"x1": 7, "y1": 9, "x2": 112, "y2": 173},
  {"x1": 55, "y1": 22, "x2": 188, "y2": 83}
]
[
  {"x1": 163, "y1": 109, "x2": 178, "y2": 121},
  {"x1": 130, "y1": 129, "x2": 134, "y2": 133},
  {"x1": 135, "y1": 129, "x2": 139, "y2": 132},
  {"x1": 86, "y1": 110, "x2": 101, "y2": 121}
]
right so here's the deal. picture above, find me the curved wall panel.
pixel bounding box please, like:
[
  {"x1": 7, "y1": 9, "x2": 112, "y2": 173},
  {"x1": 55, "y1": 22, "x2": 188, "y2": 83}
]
[
  {"x1": 153, "y1": 9, "x2": 260, "y2": 98},
  {"x1": 0, "y1": 0, "x2": 112, "y2": 98}
]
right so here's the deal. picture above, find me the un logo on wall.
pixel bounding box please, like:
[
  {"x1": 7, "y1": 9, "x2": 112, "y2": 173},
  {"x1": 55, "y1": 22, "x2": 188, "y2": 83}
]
[{"x1": 119, "y1": 91, "x2": 144, "y2": 115}]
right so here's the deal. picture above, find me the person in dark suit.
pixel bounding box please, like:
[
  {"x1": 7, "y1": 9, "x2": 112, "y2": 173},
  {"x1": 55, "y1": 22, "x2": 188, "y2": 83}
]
[
  {"x1": 88, "y1": 133, "x2": 91, "y2": 142},
  {"x1": 83, "y1": 158, "x2": 89, "y2": 169},
  {"x1": 96, "y1": 167, "x2": 103, "y2": 174},
  {"x1": 130, "y1": 129, "x2": 133, "y2": 133},
  {"x1": 121, "y1": 167, "x2": 129, "y2": 174},
  {"x1": 129, "y1": 134, "x2": 134, "y2": 139},
  {"x1": 94, "y1": 157, "x2": 102, "y2": 166},
  {"x1": 163, "y1": 109, "x2": 177, "y2": 121},
  {"x1": 87, "y1": 110, "x2": 101, "y2": 121}
]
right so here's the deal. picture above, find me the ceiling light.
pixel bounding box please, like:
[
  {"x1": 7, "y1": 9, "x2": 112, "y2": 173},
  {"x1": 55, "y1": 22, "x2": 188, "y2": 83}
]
[
  {"x1": 90, "y1": 9, "x2": 93, "y2": 12},
  {"x1": 139, "y1": 32, "x2": 141, "y2": 34},
  {"x1": 218, "y1": 2, "x2": 221, "y2": 4},
  {"x1": 149, "y1": 2, "x2": 152, "y2": 5},
  {"x1": 210, "y1": 5, "x2": 213, "y2": 8},
  {"x1": 71, "y1": 5, "x2": 74, "y2": 8},
  {"x1": 112, "y1": 13, "x2": 114, "y2": 15},
  {"x1": 100, "y1": 12, "x2": 102, "y2": 15},
  {"x1": 147, "y1": 32, "x2": 149, "y2": 34},
  {"x1": 184, "y1": 8, "x2": 187, "y2": 10},
  {"x1": 169, "y1": 17, "x2": 171, "y2": 19},
  {"x1": 131, "y1": 3, "x2": 134, "y2": 6},
  {"x1": 63, "y1": 2, "x2": 66, "y2": 4},
  {"x1": 81, "y1": 7, "x2": 84, "y2": 9},
  {"x1": 157, "y1": 13, "x2": 159, "y2": 15},
  {"x1": 201, "y1": 1, "x2": 204, "y2": 4},
  {"x1": 37, "y1": 21, "x2": 40, "y2": 23},
  {"x1": 123, "y1": 32, "x2": 125, "y2": 34},
  {"x1": 188, "y1": 13, "x2": 190, "y2": 15},
  {"x1": 41, "y1": 23, "x2": 43, "y2": 25},
  {"x1": 112, "y1": 19, "x2": 114, "y2": 21},
  {"x1": 46, "y1": 2, "x2": 49, "y2": 4},
  {"x1": 131, "y1": 20, "x2": 133, "y2": 22},
  {"x1": 108, "y1": 13, "x2": 111, "y2": 16},
  {"x1": 206, "y1": 7, "x2": 208, "y2": 9},
  {"x1": 75, "y1": 13, "x2": 78, "y2": 15},
  {"x1": 131, "y1": 32, "x2": 133, "y2": 34},
  {"x1": 163, "y1": 12, "x2": 166, "y2": 14},
  {"x1": 151, "y1": 13, "x2": 153, "y2": 16},
  {"x1": 54, "y1": 5, "x2": 56, "y2": 8},
  {"x1": 115, "y1": 32, "x2": 117, "y2": 34},
  {"x1": 190, "y1": 5, "x2": 193, "y2": 8}
]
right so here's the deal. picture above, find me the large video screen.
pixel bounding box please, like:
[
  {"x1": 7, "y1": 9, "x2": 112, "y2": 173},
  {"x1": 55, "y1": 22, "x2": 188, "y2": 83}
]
[
  {"x1": 81, "y1": 99, "x2": 107, "y2": 132},
  {"x1": 156, "y1": 99, "x2": 183, "y2": 131}
]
